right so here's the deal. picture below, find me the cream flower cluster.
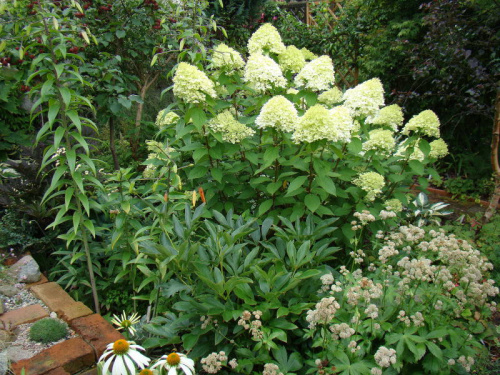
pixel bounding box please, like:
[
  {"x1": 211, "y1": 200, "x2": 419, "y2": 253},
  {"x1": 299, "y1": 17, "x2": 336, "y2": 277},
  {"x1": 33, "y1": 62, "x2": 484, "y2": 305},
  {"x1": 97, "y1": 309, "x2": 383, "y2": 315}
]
[
  {"x1": 362, "y1": 129, "x2": 396, "y2": 155},
  {"x1": 301, "y1": 47, "x2": 318, "y2": 60},
  {"x1": 306, "y1": 297, "x2": 340, "y2": 328},
  {"x1": 342, "y1": 78, "x2": 385, "y2": 117},
  {"x1": 294, "y1": 56, "x2": 335, "y2": 92},
  {"x1": 200, "y1": 351, "x2": 227, "y2": 374},
  {"x1": 429, "y1": 138, "x2": 449, "y2": 159},
  {"x1": 247, "y1": 23, "x2": 286, "y2": 55},
  {"x1": 402, "y1": 110, "x2": 440, "y2": 138},
  {"x1": 263, "y1": 363, "x2": 284, "y2": 375},
  {"x1": 156, "y1": 110, "x2": 179, "y2": 128},
  {"x1": 279, "y1": 45, "x2": 306, "y2": 73},
  {"x1": 208, "y1": 110, "x2": 255, "y2": 144},
  {"x1": 330, "y1": 323, "x2": 355, "y2": 339},
  {"x1": 173, "y1": 62, "x2": 217, "y2": 104},
  {"x1": 318, "y1": 87, "x2": 343, "y2": 106},
  {"x1": 384, "y1": 199, "x2": 403, "y2": 213},
  {"x1": 345, "y1": 277, "x2": 383, "y2": 306},
  {"x1": 211, "y1": 43, "x2": 245, "y2": 73},
  {"x1": 394, "y1": 140, "x2": 425, "y2": 161},
  {"x1": 352, "y1": 171, "x2": 385, "y2": 201},
  {"x1": 243, "y1": 53, "x2": 287, "y2": 93},
  {"x1": 367, "y1": 104, "x2": 404, "y2": 131},
  {"x1": 256, "y1": 95, "x2": 299, "y2": 132},
  {"x1": 374, "y1": 346, "x2": 397, "y2": 368},
  {"x1": 292, "y1": 105, "x2": 353, "y2": 143}
]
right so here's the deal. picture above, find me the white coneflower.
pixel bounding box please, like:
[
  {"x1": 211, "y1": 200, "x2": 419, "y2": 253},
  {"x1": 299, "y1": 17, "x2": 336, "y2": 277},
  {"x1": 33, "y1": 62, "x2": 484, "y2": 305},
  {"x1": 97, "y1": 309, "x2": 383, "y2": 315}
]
[
  {"x1": 111, "y1": 312, "x2": 141, "y2": 336},
  {"x1": 151, "y1": 352, "x2": 195, "y2": 375},
  {"x1": 98, "y1": 339, "x2": 150, "y2": 375}
]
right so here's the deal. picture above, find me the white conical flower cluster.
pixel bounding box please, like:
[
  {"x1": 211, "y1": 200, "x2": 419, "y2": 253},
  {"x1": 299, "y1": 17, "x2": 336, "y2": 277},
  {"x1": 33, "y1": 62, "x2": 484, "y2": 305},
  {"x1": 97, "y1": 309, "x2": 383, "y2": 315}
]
[
  {"x1": 243, "y1": 53, "x2": 287, "y2": 93},
  {"x1": 294, "y1": 56, "x2": 335, "y2": 92}
]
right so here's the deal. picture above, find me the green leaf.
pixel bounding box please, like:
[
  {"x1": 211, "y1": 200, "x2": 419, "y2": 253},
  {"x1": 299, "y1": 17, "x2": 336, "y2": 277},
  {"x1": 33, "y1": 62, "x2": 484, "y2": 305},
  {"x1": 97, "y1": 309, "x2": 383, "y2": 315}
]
[
  {"x1": 287, "y1": 176, "x2": 308, "y2": 194},
  {"x1": 211, "y1": 168, "x2": 223, "y2": 182},
  {"x1": 347, "y1": 137, "x2": 362, "y2": 154},
  {"x1": 409, "y1": 160, "x2": 424, "y2": 175},
  {"x1": 41, "y1": 78, "x2": 54, "y2": 98},
  {"x1": 83, "y1": 219, "x2": 96, "y2": 237},
  {"x1": 54, "y1": 126, "x2": 65, "y2": 150},
  {"x1": 59, "y1": 87, "x2": 71, "y2": 108},
  {"x1": 316, "y1": 175, "x2": 336, "y2": 195},
  {"x1": 66, "y1": 149, "x2": 76, "y2": 173},
  {"x1": 116, "y1": 29, "x2": 126, "y2": 38},
  {"x1": 121, "y1": 201, "x2": 131, "y2": 214},
  {"x1": 258, "y1": 199, "x2": 273, "y2": 216},
  {"x1": 65, "y1": 187, "x2": 74, "y2": 211},
  {"x1": 191, "y1": 107, "x2": 207, "y2": 129},
  {"x1": 72, "y1": 171, "x2": 85, "y2": 193},
  {"x1": 77, "y1": 193, "x2": 90, "y2": 216},
  {"x1": 66, "y1": 110, "x2": 82, "y2": 132},
  {"x1": 262, "y1": 146, "x2": 279, "y2": 166},
  {"x1": 188, "y1": 166, "x2": 208, "y2": 179},
  {"x1": 48, "y1": 102, "x2": 60, "y2": 127},
  {"x1": 73, "y1": 211, "x2": 82, "y2": 234},
  {"x1": 419, "y1": 139, "x2": 431, "y2": 156},
  {"x1": 304, "y1": 194, "x2": 321, "y2": 212}
]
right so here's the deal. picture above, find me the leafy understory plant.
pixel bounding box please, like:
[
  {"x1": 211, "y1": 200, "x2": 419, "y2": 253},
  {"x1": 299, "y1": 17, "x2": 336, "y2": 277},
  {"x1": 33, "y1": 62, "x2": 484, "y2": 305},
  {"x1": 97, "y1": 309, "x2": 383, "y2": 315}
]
[{"x1": 410, "y1": 192, "x2": 453, "y2": 227}]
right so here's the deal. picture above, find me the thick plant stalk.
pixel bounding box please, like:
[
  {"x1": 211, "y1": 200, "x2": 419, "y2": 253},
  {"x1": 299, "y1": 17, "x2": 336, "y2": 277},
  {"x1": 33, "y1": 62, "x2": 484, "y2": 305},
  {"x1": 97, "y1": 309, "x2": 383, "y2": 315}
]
[{"x1": 484, "y1": 88, "x2": 500, "y2": 222}]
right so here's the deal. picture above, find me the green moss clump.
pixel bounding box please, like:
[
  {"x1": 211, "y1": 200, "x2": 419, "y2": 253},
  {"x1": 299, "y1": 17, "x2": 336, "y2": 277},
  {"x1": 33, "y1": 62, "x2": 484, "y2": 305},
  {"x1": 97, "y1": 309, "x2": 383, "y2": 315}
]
[{"x1": 29, "y1": 318, "x2": 68, "y2": 343}]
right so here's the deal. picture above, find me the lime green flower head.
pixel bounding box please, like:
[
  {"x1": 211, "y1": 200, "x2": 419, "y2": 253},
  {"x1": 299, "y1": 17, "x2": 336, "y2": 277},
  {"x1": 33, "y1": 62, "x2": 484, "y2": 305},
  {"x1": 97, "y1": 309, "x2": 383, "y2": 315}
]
[
  {"x1": 211, "y1": 43, "x2": 245, "y2": 73},
  {"x1": 362, "y1": 129, "x2": 396, "y2": 155},
  {"x1": 342, "y1": 78, "x2": 385, "y2": 118},
  {"x1": 395, "y1": 139, "x2": 425, "y2": 161},
  {"x1": 429, "y1": 138, "x2": 449, "y2": 159},
  {"x1": 256, "y1": 95, "x2": 299, "y2": 132},
  {"x1": 173, "y1": 62, "x2": 217, "y2": 104},
  {"x1": 318, "y1": 87, "x2": 343, "y2": 107},
  {"x1": 208, "y1": 110, "x2": 255, "y2": 144},
  {"x1": 402, "y1": 110, "x2": 440, "y2": 138},
  {"x1": 243, "y1": 53, "x2": 287, "y2": 93},
  {"x1": 301, "y1": 47, "x2": 318, "y2": 61},
  {"x1": 156, "y1": 110, "x2": 179, "y2": 128},
  {"x1": 294, "y1": 55, "x2": 335, "y2": 92},
  {"x1": 367, "y1": 104, "x2": 404, "y2": 131},
  {"x1": 384, "y1": 198, "x2": 403, "y2": 213},
  {"x1": 353, "y1": 171, "x2": 385, "y2": 201},
  {"x1": 248, "y1": 23, "x2": 286, "y2": 55},
  {"x1": 329, "y1": 105, "x2": 355, "y2": 143},
  {"x1": 279, "y1": 45, "x2": 306, "y2": 74}
]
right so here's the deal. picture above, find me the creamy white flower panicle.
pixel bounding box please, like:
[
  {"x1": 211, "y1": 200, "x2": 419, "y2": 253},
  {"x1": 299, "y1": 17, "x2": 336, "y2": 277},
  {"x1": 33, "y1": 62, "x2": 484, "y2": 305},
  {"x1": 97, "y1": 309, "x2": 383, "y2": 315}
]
[
  {"x1": 395, "y1": 139, "x2": 425, "y2": 161},
  {"x1": 156, "y1": 110, "x2": 179, "y2": 128},
  {"x1": 208, "y1": 110, "x2": 255, "y2": 144},
  {"x1": 429, "y1": 138, "x2": 449, "y2": 159},
  {"x1": 301, "y1": 47, "x2": 318, "y2": 61},
  {"x1": 342, "y1": 78, "x2": 385, "y2": 117},
  {"x1": 211, "y1": 43, "x2": 245, "y2": 73},
  {"x1": 248, "y1": 23, "x2": 286, "y2": 55},
  {"x1": 367, "y1": 104, "x2": 404, "y2": 131},
  {"x1": 255, "y1": 95, "x2": 299, "y2": 132},
  {"x1": 362, "y1": 128, "x2": 396, "y2": 155},
  {"x1": 243, "y1": 53, "x2": 287, "y2": 93},
  {"x1": 318, "y1": 87, "x2": 343, "y2": 106},
  {"x1": 352, "y1": 171, "x2": 385, "y2": 201},
  {"x1": 294, "y1": 55, "x2": 335, "y2": 92},
  {"x1": 402, "y1": 110, "x2": 441, "y2": 138},
  {"x1": 173, "y1": 62, "x2": 217, "y2": 104},
  {"x1": 292, "y1": 105, "x2": 341, "y2": 143},
  {"x1": 279, "y1": 45, "x2": 306, "y2": 73},
  {"x1": 329, "y1": 106, "x2": 355, "y2": 143}
]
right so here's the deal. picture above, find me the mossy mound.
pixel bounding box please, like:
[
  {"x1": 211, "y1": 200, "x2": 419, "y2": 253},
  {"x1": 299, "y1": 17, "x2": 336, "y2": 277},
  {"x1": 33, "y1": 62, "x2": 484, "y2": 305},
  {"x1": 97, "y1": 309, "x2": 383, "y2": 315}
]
[{"x1": 29, "y1": 318, "x2": 68, "y2": 344}]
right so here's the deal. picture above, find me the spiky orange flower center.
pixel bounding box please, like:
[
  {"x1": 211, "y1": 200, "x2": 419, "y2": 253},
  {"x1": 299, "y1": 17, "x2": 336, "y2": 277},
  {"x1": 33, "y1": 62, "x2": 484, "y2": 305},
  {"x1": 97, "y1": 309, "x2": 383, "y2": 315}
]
[
  {"x1": 113, "y1": 339, "x2": 130, "y2": 355},
  {"x1": 139, "y1": 370, "x2": 154, "y2": 375},
  {"x1": 167, "y1": 353, "x2": 181, "y2": 366}
]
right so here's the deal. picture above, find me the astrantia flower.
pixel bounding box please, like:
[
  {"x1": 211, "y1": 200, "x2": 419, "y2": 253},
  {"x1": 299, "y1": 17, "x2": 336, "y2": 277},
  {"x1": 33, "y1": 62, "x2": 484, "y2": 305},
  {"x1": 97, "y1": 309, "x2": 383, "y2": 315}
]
[
  {"x1": 173, "y1": 62, "x2": 217, "y2": 104},
  {"x1": 401, "y1": 110, "x2": 440, "y2": 138},
  {"x1": 98, "y1": 339, "x2": 150, "y2": 375},
  {"x1": 151, "y1": 352, "x2": 195, "y2": 375},
  {"x1": 111, "y1": 312, "x2": 141, "y2": 336},
  {"x1": 243, "y1": 53, "x2": 286, "y2": 93},
  {"x1": 429, "y1": 138, "x2": 449, "y2": 159},
  {"x1": 318, "y1": 87, "x2": 343, "y2": 106},
  {"x1": 301, "y1": 47, "x2": 318, "y2": 61},
  {"x1": 366, "y1": 104, "x2": 404, "y2": 131},
  {"x1": 278, "y1": 45, "x2": 306, "y2": 73},
  {"x1": 211, "y1": 43, "x2": 245, "y2": 73},
  {"x1": 156, "y1": 110, "x2": 179, "y2": 128},
  {"x1": 256, "y1": 95, "x2": 298, "y2": 132},
  {"x1": 352, "y1": 172, "x2": 385, "y2": 201},
  {"x1": 374, "y1": 346, "x2": 397, "y2": 368},
  {"x1": 294, "y1": 56, "x2": 335, "y2": 92},
  {"x1": 342, "y1": 78, "x2": 385, "y2": 117},
  {"x1": 292, "y1": 105, "x2": 336, "y2": 143},
  {"x1": 208, "y1": 110, "x2": 255, "y2": 143},
  {"x1": 248, "y1": 23, "x2": 286, "y2": 55},
  {"x1": 362, "y1": 129, "x2": 396, "y2": 155}
]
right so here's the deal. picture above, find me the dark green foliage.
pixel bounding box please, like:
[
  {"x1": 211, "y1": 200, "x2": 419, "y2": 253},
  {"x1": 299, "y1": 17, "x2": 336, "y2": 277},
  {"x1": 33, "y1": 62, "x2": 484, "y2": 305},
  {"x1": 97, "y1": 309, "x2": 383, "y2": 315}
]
[{"x1": 29, "y1": 318, "x2": 68, "y2": 344}]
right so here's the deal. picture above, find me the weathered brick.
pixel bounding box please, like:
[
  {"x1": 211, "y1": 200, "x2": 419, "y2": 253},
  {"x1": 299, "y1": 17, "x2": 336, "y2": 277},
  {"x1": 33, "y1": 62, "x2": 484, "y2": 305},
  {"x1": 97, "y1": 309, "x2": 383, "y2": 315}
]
[
  {"x1": 60, "y1": 302, "x2": 93, "y2": 323},
  {"x1": 0, "y1": 304, "x2": 49, "y2": 326},
  {"x1": 11, "y1": 337, "x2": 94, "y2": 375},
  {"x1": 76, "y1": 367, "x2": 98, "y2": 375},
  {"x1": 30, "y1": 282, "x2": 76, "y2": 313},
  {"x1": 43, "y1": 367, "x2": 70, "y2": 375},
  {"x1": 71, "y1": 314, "x2": 124, "y2": 358}
]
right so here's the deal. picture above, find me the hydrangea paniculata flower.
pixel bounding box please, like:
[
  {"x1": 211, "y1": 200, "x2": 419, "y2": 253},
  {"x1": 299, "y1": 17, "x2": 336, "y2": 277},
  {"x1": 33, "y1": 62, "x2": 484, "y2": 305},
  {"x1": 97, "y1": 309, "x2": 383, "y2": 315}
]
[
  {"x1": 173, "y1": 62, "x2": 217, "y2": 104},
  {"x1": 342, "y1": 78, "x2": 385, "y2": 117},
  {"x1": 292, "y1": 105, "x2": 344, "y2": 143},
  {"x1": 301, "y1": 47, "x2": 318, "y2": 61},
  {"x1": 278, "y1": 45, "x2": 306, "y2": 73},
  {"x1": 395, "y1": 140, "x2": 425, "y2": 161},
  {"x1": 362, "y1": 128, "x2": 396, "y2": 155},
  {"x1": 429, "y1": 138, "x2": 449, "y2": 159},
  {"x1": 329, "y1": 105, "x2": 355, "y2": 143},
  {"x1": 156, "y1": 110, "x2": 179, "y2": 128},
  {"x1": 384, "y1": 198, "x2": 403, "y2": 213},
  {"x1": 401, "y1": 110, "x2": 440, "y2": 138},
  {"x1": 255, "y1": 95, "x2": 299, "y2": 132},
  {"x1": 208, "y1": 110, "x2": 255, "y2": 143},
  {"x1": 247, "y1": 23, "x2": 286, "y2": 55},
  {"x1": 366, "y1": 104, "x2": 404, "y2": 131},
  {"x1": 352, "y1": 171, "x2": 385, "y2": 201},
  {"x1": 294, "y1": 56, "x2": 335, "y2": 92},
  {"x1": 318, "y1": 87, "x2": 343, "y2": 106},
  {"x1": 211, "y1": 43, "x2": 245, "y2": 73},
  {"x1": 243, "y1": 53, "x2": 287, "y2": 93}
]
